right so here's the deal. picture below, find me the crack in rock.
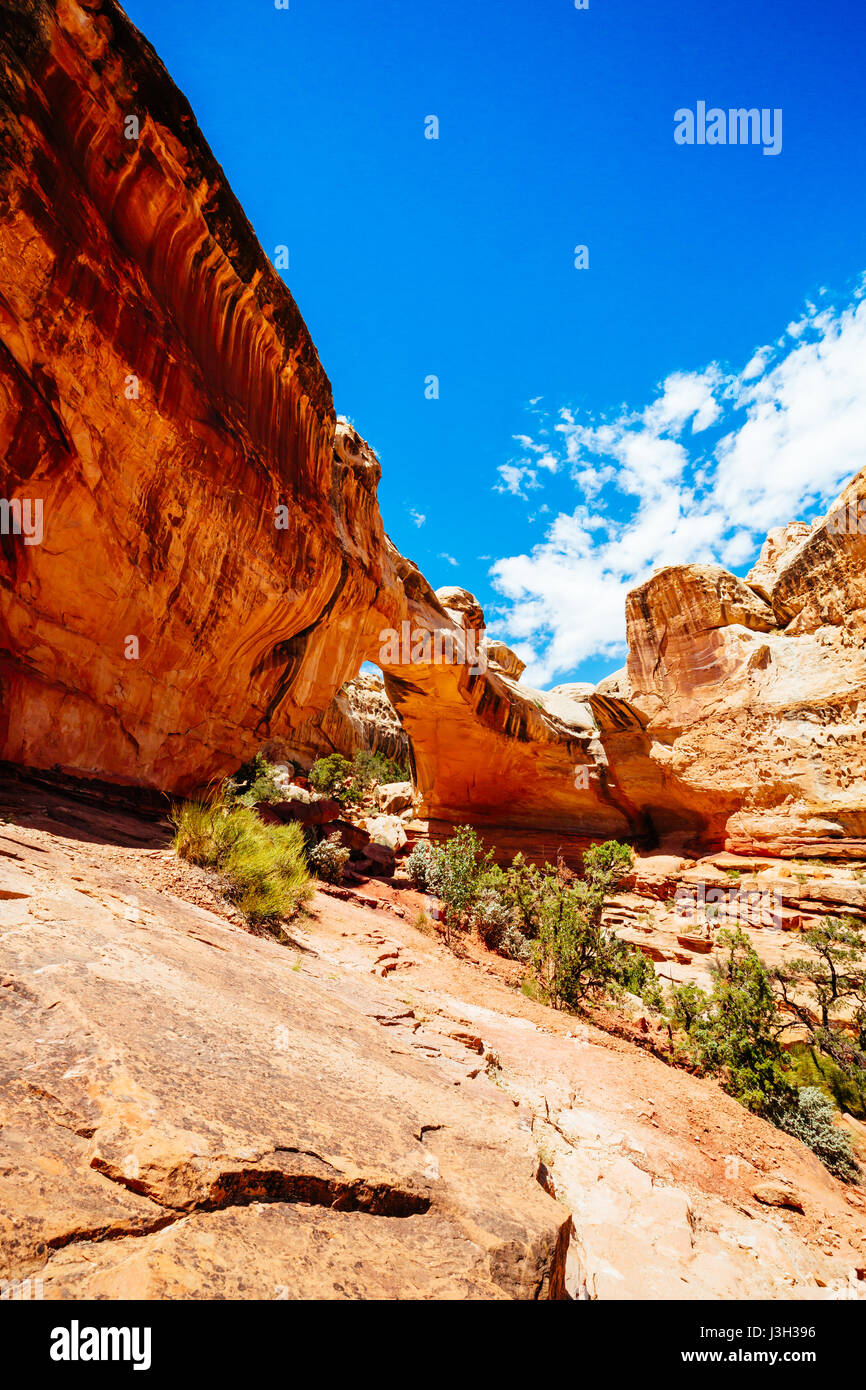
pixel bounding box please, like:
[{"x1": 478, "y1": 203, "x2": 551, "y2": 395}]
[{"x1": 90, "y1": 1147, "x2": 431, "y2": 1220}]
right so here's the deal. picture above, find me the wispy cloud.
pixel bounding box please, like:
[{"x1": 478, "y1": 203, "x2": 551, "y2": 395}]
[
  {"x1": 409, "y1": 508, "x2": 426, "y2": 527},
  {"x1": 489, "y1": 279, "x2": 866, "y2": 687}
]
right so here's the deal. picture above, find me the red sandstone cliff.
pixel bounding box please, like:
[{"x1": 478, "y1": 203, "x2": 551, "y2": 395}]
[{"x1": 1, "y1": 0, "x2": 865, "y2": 863}]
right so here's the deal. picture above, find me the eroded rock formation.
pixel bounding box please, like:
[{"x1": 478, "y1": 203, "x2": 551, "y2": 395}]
[
  {"x1": 604, "y1": 473, "x2": 866, "y2": 857},
  {"x1": 1, "y1": 0, "x2": 865, "y2": 866},
  {"x1": 0, "y1": 0, "x2": 628, "y2": 858},
  {"x1": 0, "y1": 0, "x2": 401, "y2": 793}
]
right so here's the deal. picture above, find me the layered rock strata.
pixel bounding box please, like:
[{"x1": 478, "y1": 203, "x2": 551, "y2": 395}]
[{"x1": 1, "y1": 0, "x2": 865, "y2": 862}]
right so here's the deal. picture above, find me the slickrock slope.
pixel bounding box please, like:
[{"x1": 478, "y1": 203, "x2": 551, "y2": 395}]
[
  {"x1": 0, "y1": 774, "x2": 567, "y2": 1299},
  {"x1": 1, "y1": 772, "x2": 864, "y2": 1300}
]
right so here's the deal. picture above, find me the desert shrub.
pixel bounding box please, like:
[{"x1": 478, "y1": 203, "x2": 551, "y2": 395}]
[
  {"x1": 470, "y1": 888, "x2": 530, "y2": 960},
  {"x1": 353, "y1": 749, "x2": 409, "y2": 786},
  {"x1": 617, "y1": 947, "x2": 665, "y2": 1011},
  {"x1": 308, "y1": 831, "x2": 350, "y2": 885},
  {"x1": 530, "y1": 840, "x2": 636, "y2": 1010},
  {"x1": 583, "y1": 840, "x2": 633, "y2": 885},
  {"x1": 680, "y1": 929, "x2": 794, "y2": 1116},
  {"x1": 224, "y1": 751, "x2": 286, "y2": 807},
  {"x1": 308, "y1": 750, "x2": 404, "y2": 807},
  {"x1": 775, "y1": 917, "x2": 866, "y2": 1031},
  {"x1": 787, "y1": 1042, "x2": 866, "y2": 1121},
  {"x1": 309, "y1": 754, "x2": 354, "y2": 802},
  {"x1": 429, "y1": 826, "x2": 485, "y2": 944},
  {"x1": 774, "y1": 917, "x2": 866, "y2": 1113},
  {"x1": 666, "y1": 980, "x2": 712, "y2": 1036},
  {"x1": 171, "y1": 799, "x2": 311, "y2": 925},
  {"x1": 405, "y1": 841, "x2": 440, "y2": 892},
  {"x1": 774, "y1": 1086, "x2": 861, "y2": 1183},
  {"x1": 533, "y1": 884, "x2": 631, "y2": 1010},
  {"x1": 497, "y1": 853, "x2": 549, "y2": 939}
]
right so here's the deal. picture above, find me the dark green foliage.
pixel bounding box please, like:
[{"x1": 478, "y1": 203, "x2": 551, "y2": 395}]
[
  {"x1": 309, "y1": 750, "x2": 409, "y2": 807},
  {"x1": 773, "y1": 917, "x2": 866, "y2": 1114},
  {"x1": 617, "y1": 948, "x2": 665, "y2": 1011},
  {"x1": 530, "y1": 841, "x2": 639, "y2": 1010},
  {"x1": 225, "y1": 751, "x2": 285, "y2": 807},
  {"x1": 787, "y1": 1042, "x2": 866, "y2": 1121},
  {"x1": 679, "y1": 929, "x2": 794, "y2": 1116},
  {"x1": 430, "y1": 825, "x2": 495, "y2": 946},
  {"x1": 308, "y1": 753, "x2": 354, "y2": 802},
  {"x1": 351, "y1": 749, "x2": 409, "y2": 786}
]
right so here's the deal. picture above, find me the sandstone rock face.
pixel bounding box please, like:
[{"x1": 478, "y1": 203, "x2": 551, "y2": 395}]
[
  {"x1": 286, "y1": 674, "x2": 410, "y2": 771},
  {"x1": 0, "y1": 2, "x2": 404, "y2": 794},
  {"x1": 2, "y1": 0, "x2": 865, "y2": 866},
  {"x1": 599, "y1": 484, "x2": 866, "y2": 855},
  {"x1": 483, "y1": 638, "x2": 526, "y2": 681},
  {"x1": 376, "y1": 568, "x2": 645, "y2": 863}
]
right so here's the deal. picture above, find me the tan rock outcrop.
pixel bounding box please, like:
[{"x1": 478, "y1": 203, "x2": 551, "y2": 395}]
[{"x1": 598, "y1": 490, "x2": 866, "y2": 855}]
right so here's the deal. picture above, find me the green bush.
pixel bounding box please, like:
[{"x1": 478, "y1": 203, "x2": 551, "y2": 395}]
[
  {"x1": 666, "y1": 980, "x2": 711, "y2": 1035},
  {"x1": 530, "y1": 840, "x2": 637, "y2": 1010},
  {"x1": 309, "y1": 750, "x2": 407, "y2": 807},
  {"x1": 225, "y1": 751, "x2": 286, "y2": 807},
  {"x1": 432, "y1": 826, "x2": 494, "y2": 945},
  {"x1": 617, "y1": 948, "x2": 665, "y2": 1011},
  {"x1": 171, "y1": 799, "x2": 311, "y2": 926},
  {"x1": 352, "y1": 749, "x2": 409, "y2": 786},
  {"x1": 309, "y1": 754, "x2": 354, "y2": 802},
  {"x1": 405, "y1": 841, "x2": 439, "y2": 892},
  {"x1": 679, "y1": 929, "x2": 794, "y2": 1117},
  {"x1": 308, "y1": 831, "x2": 351, "y2": 885},
  {"x1": 786, "y1": 1042, "x2": 866, "y2": 1121},
  {"x1": 774, "y1": 1086, "x2": 861, "y2": 1183},
  {"x1": 470, "y1": 888, "x2": 530, "y2": 960},
  {"x1": 774, "y1": 917, "x2": 866, "y2": 1114}
]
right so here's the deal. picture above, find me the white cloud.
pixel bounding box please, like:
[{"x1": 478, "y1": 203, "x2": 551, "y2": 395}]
[
  {"x1": 495, "y1": 463, "x2": 542, "y2": 498},
  {"x1": 741, "y1": 351, "x2": 767, "y2": 380},
  {"x1": 410, "y1": 508, "x2": 426, "y2": 527},
  {"x1": 439, "y1": 552, "x2": 459, "y2": 567},
  {"x1": 489, "y1": 281, "x2": 866, "y2": 686}
]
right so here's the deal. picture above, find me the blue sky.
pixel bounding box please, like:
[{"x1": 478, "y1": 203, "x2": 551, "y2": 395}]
[{"x1": 124, "y1": 0, "x2": 866, "y2": 686}]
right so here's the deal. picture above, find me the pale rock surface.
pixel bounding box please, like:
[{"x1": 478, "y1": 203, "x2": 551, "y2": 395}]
[{"x1": 1, "y1": 775, "x2": 863, "y2": 1301}]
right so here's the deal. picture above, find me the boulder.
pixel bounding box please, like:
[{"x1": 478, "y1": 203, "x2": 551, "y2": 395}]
[
  {"x1": 377, "y1": 782, "x2": 415, "y2": 816},
  {"x1": 363, "y1": 843, "x2": 396, "y2": 876},
  {"x1": 320, "y1": 820, "x2": 370, "y2": 854},
  {"x1": 366, "y1": 815, "x2": 408, "y2": 851},
  {"x1": 753, "y1": 1179, "x2": 805, "y2": 1213},
  {"x1": 263, "y1": 798, "x2": 341, "y2": 827}
]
